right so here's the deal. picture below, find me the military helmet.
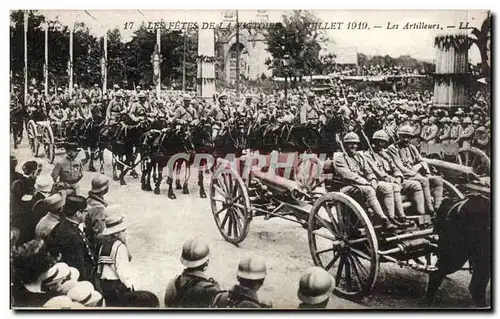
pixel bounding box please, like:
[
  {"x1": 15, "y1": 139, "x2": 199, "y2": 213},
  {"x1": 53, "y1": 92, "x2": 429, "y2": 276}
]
[
  {"x1": 451, "y1": 116, "x2": 460, "y2": 124},
  {"x1": 387, "y1": 114, "x2": 394, "y2": 120},
  {"x1": 115, "y1": 91, "x2": 123, "y2": 97},
  {"x1": 237, "y1": 256, "x2": 267, "y2": 280},
  {"x1": 343, "y1": 132, "x2": 360, "y2": 143},
  {"x1": 473, "y1": 120, "x2": 480, "y2": 126},
  {"x1": 180, "y1": 238, "x2": 210, "y2": 268},
  {"x1": 138, "y1": 92, "x2": 146, "y2": 98},
  {"x1": 429, "y1": 116, "x2": 436, "y2": 123},
  {"x1": 297, "y1": 267, "x2": 334, "y2": 304},
  {"x1": 439, "y1": 117, "x2": 450, "y2": 123},
  {"x1": 476, "y1": 126, "x2": 486, "y2": 133},
  {"x1": 411, "y1": 115, "x2": 419, "y2": 121},
  {"x1": 372, "y1": 130, "x2": 390, "y2": 142},
  {"x1": 113, "y1": 84, "x2": 120, "y2": 89},
  {"x1": 397, "y1": 125, "x2": 414, "y2": 136},
  {"x1": 463, "y1": 117, "x2": 472, "y2": 124},
  {"x1": 53, "y1": 99, "x2": 60, "y2": 105},
  {"x1": 33, "y1": 89, "x2": 39, "y2": 94}
]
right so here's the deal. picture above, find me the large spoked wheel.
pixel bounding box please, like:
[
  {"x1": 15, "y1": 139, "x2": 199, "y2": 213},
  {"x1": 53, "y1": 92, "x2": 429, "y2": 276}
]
[
  {"x1": 27, "y1": 120, "x2": 39, "y2": 157},
  {"x1": 456, "y1": 146, "x2": 490, "y2": 176},
  {"x1": 442, "y1": 179, "x2": 465, "y2": 200},
  {"x1": 308, "y1": 192, "x2": 379, "y2": 300},
  {"x1": 210, "y1": 162, "x2": 251, "y2": 245},
  {"x1": 295, "y1": 154, "x2": 324, "y2": 192},
  {"x1": 42, "y1": 125, "x2": 55, "y2": 164}
]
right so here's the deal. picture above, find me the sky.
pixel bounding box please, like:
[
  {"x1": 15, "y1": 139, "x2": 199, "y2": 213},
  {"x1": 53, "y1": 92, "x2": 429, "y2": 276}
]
[{"x1": 38, "y1": 9, "x2": 488, "y2": 64}]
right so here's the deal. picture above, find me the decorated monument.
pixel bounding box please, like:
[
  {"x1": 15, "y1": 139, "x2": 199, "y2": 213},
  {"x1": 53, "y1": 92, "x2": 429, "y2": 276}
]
[{"x1": 197, "y1": 28, "x2": 216, "y2": 98}]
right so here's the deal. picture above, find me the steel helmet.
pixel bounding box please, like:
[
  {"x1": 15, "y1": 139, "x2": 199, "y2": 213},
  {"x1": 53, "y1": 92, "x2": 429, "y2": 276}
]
[
  {"x1": 115, "y1": 91, "x2": 123, "y2": 97},
  {"x1": 29, "y1": 86, "x2": 34, "y2": 90},
  {"x1": 180, "y1": 238, "x2": 210, "y2": 268},
  {"x1": 68, "y1": 100, "x2": 76, "y2": 107},
  {"x1": 463, "y1": 117, "x2": 472, "y2": 124},
  {"x1": 439, "y1": 117, "x2": 450, "y2": 123},
  {"x1": 80, "y1": 99, "x2": 87, "y2": 104},
  {"x1": 237, "y1": 256, "x2": 267, "y2": 280},
  {"x1": 113, "y1": 84, "x2": 120, "y2": 89},
  {"x1": 297, "y1": 267, "x2": 334, "y2": 304},
  {"x1": 94, "y1": 84, "x2": 99, "y2": 88},
  {"x1": 372, "y1": 130, "x2": 390, "y2": 142},
  {"x1": 53, "y1": 99, "x2": 60, "y2": 105},
  {"x1": 473, "y1": 120, "x2": 480, "y2": 126},
  {"x1": 397, "y1": 125, "x2": 414, "y2": 136},
  {"x1": 411, "y1": 115, "x2": 419, "y2": 121},
  {"x1": 452, "y1": 117, "x2": 460, "y2": 124},
  {"x1": 421, "y1": 118, "x2": 428, "y2": 124},
  {"x1": 138, "y1": 92, "x2": 146, "y2": 98},
  {"x1": 476, "y1": 126, "x2": 486, "y2": 133},
  {"x1": 57, "y1": 87, "x2": 63, "y2": 92},
  {"x1": 33, "y1": 89, "x2": 39, "y2": 94},
  {"x1": 387, "y1": 114, "x2": 394, "y2": 120},
  {"x1": 343, "y1": 132, "x2": 360, "y2": 143},
  {"x1": 429, "y1": 116, "x2": 436, "y2": 123}
]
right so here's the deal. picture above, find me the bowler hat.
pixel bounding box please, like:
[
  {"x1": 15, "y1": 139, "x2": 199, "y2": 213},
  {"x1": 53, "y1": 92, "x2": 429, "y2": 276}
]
[{"x1": 64, "y1": 195, "x2": 87, "y2": 213}]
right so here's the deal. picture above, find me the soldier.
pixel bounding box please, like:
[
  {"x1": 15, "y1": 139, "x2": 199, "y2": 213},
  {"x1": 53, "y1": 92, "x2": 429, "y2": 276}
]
[
  {"x1": 78, "y1": 99, "x2": 92, "y2": 120},
  {"x1": 419, "y1": 118, "x2": 429, "y2": 142},
  {"x1": 48, "y1": 100, "x2": 68, "y2": 137},
  {"x1": 105, "y1": 91, "x2": 127, "y2": 126},
  {"x1": 66, "y1": 100, "x2": 82, "y2": 121},
  {"x1": 174, "y1": 95, "x2": 198, "y2": 123},
  {"x1": 51, "y1": 142, "x2": 86, "y2": 194},
  {"x1": 86, "y1": 175, "x2": 110, "y2": 254},
  {"x1": 297, "y1": 267, "x2": 333, "y2": 309},
  {"x1": 364, "y1": 130, "x2": 426, "y2": 221},
  {"x1": 387, "y1": 125, "x2": 444, "y2": 215},
  {"x1": 455, "y1": 117, "x2": 474, "y2": 148},
  {"x1": 332, "y1": 132, "x2": 398, "y2": 230},
  {"x1": 89, "y1": 84, "x2": 102, "y2": 101},
  {"x1": 437, "y1": 117, "x2": 451, "y2": 144},
  {"x1": 449, "y1": 116, "x2": 462, "y2": 143},
  {"x1": 128, "y1": 92, "x2": 151, "y2": 123},
  {"x1": 474, "y1": 126, "x2": 489, "y2": 153},
  {"x1": 383, "y1": 114, "x2": 397, "y2": 141},
  {"x1": 423, "y1": 116, "x2": 438, "y2": 144},
  {"x1": 164, "y1": 238, "x2": 220, "y2": 308},
  {"x1": 210, "y1": 256, "x2": 271, "y2": 308},
  {"x1": 108, "y1": 84, "x2": 121, "y2": 101},
  {"x1": 410, "y1": 114, "x2": 421, "y2": 145}
]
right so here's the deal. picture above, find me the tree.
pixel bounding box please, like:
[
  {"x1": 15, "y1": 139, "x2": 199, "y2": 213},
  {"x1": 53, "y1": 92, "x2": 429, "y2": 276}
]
[
  {"x1": 319, "y1": 53, "x2": 337, "y2": 75},
  {"x1": 264, "y1": 10, "x2": 327, "y2": 81},
  {"x1": 471, "y1": 14, "x2": 491, "y2": 79}
]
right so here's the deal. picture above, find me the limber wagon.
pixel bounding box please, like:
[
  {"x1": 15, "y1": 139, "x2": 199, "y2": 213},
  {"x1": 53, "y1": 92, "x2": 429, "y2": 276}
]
[
  {"x1": 27, "y1": 118, "x2": 67, "y2": 164},
  {"x1": 209, "y1": 151, "x2": 464, "y2": 300}
]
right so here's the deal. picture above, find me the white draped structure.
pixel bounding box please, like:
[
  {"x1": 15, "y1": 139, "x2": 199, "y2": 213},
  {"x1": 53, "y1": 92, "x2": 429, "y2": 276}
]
[{"x1": 197, "y1": 28, "x2": 215, "y2": 98}]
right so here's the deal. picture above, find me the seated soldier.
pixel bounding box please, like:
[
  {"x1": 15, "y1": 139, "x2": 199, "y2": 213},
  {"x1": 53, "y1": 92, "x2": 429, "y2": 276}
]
[
  {"x1": 128, "y1": 92, "x2": 150, "y2": 124},
  {"x1": 332, "y1": 132, "x2": 398, "y2": 230},
  {"x1": 48, "y1": 100, "x2": 67, "y2": 137},
  {"x1": 363, "y1": 130, "x2": 426, "y2": 224},
  {"x1": 387, "y1": 125, "x2": 444, "y2": 215}
]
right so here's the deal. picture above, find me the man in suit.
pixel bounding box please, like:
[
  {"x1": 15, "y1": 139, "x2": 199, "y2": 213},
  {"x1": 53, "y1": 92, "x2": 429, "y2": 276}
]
[
  {"x1": 48, "y1": 195, "x2": 96, "y2": 284},
  {"x1": 86, "y1": 175, "x2": 110, "y2": 254}
]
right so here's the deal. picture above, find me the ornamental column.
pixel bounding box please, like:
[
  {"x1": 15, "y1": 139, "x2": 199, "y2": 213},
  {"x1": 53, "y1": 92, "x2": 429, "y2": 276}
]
[{"x1": 197, "y1": 27, "x2": 216, "y2": 98}]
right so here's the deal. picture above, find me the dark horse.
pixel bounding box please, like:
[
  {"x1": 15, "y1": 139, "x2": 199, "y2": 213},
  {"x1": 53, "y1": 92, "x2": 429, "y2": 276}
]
[
  {"x1": 99, "y1": 116, "x2": 149, "y2": 185},
  {"x1": 10, "y1": 103, "x2": 25, "y2": 149},
  {"x1": 140, "y1": 122, "x2": 193, "y2": 198},
  {"x1": 423, "y1": 193, "x2": 491, "y2": 307}
]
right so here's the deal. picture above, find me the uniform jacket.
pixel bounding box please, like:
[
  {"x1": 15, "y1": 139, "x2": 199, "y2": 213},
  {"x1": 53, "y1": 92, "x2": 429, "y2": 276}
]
[
  {"x1": 48, "y1": 218, "x2": 96, "y2": 283},
  {"x1": 412, "y1": 123, "x2": 421, "y2": 137},
  {"x1": 362, "y1": 150, "x2": 404, "y2": 180},
  {"x1": 458, "y1": 125, "x2": 474, "y2": 147},
  {"x1": 85, "y1": 193, "x2": 108, "y2": 250},
  {"x1": 51, "y1": 155, "x2": 84, "y2": 185},
  {"x1": 438, "y1": 126, "x2": 451, "y2": 143},
  {"x1": 164, "y1": 269, "x2": 220, "y2": 308},
  {"x1": 424, "y1": 124, "x2": 438, "y2": 143},
  {"x1": 450, "y1": 125, "x2": 462, "y2": 140},
  {"x1": 332, "y1": 151, "x2": 375, "y2": 185},
  {"x1": 386, "y1": 144, "x2": 422, "y2": 178},
  {"x1": 35, "y1": 212, "x2": 61, "y2": 240}
]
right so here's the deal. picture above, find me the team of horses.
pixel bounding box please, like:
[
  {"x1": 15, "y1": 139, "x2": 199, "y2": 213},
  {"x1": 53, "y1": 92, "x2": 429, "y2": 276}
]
[{"x1": 11, "y1": 102, "x2": 491, "y2": 308}]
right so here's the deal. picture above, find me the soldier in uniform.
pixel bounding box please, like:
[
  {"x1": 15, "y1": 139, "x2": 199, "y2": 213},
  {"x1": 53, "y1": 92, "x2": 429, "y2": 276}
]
[
  {"x1": 473, "y1": 126, "x2": 489, "y2": 153},
  {"x1": 455, "y1": 117, "x2": 474, "y2": 148},
  {"x1": 437, "y1": 117, "x2": 451, "y2": 144},
  {"x1": 297, "y1": 267, "x2": 333, "y2": 309},
  {"x1": 128, "y1": 92, "x2": 151, "y2": 123},
  {"x1": 449, "y1": 116, "x2": 462, "y2": 143},
  {"x1": 106, "y1": 91, "x2": 127, "y2": 125},
  {"x1": 108, "y1": 84, "x2": 121, "y2": 101},
  {"x1": 332, "y1": 132, "x2": 398, "y2": 230},
  {"x1": 383, "y1": 114, "x2": 397, "y2": 141},
  {"x1": 423, "y1": 116, "x2": 438, "y2": 144},
  {"x1": 66, "y1": 100, "x2": 82, "y2": 121},
  {"x1": 387, "y1": 125, "x2": 443, "y2": 215},
  {"x1": 86, "y1": 175, "x2": 110, "y2": 255},
  {"x1": 210, "y1": 256, "x2": 271, "y2": 308},
  {"x1": 78, "y1": 99, "x2": 93, "y2": 120},
  {"x1": 51, "y1": 142, "x2": 86, "y2": 194},
  {"x1": 48, "y1": 100, "x2": 68, "y2": 137},
  {"x1": 419, "y1": 118, "x2": 429, "y2": 143},
  {"x1": 410, "y1": 114, "x2": 421, "y2": 146},
  {"x1": 89, "y1": 84, "x2": 102, "y2": 102},
  {"x1": 164, "y1": 238, "x2": 221, "y2": 308}
]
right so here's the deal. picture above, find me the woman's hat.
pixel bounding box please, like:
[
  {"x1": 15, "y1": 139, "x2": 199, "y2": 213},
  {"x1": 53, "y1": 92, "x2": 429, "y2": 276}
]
[
  {"x1": 67, "y1": 281, "x2": 102, "y2": 307},
  {"x1": 101, "y1": 214, "x2": 127, "y2": 236},
  {"x1": 35, "y1": 175, "x2": 54, "y2": 194}
]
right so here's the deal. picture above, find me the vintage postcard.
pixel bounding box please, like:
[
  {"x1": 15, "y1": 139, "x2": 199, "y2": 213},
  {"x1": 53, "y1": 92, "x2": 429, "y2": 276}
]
[{"x1": 10, "y1": 9, "x2": 491, "y2": 310}]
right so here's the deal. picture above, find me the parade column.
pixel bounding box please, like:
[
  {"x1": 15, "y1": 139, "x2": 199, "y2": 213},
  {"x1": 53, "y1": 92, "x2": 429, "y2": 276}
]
[
  {"x1": 433, "y1": 13, "x2": 473, "y2": 109},
  {"x1": 197, "y1": 25, "x2": 216, "y2": 98}
]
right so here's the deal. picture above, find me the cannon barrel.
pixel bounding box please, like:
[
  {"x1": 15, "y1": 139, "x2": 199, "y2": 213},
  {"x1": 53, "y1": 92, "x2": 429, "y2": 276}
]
[
  {"x1": 251, "y1": 170, "x2": 303, "y2": 200},
  {"x1": 423, "y1": 158, "x2": 481, "y2": 182}
]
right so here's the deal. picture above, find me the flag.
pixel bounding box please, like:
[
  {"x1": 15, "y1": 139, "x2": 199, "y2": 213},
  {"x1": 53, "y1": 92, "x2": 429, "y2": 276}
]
[
  {"x1": 24, "y1": 11, "x2": 28, "y2": 33},
  {"x1": 152, "y1": 44, "x2": 160, "y2": 86}
]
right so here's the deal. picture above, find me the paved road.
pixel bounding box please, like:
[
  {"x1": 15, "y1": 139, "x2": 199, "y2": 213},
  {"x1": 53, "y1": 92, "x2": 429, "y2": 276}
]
[{"x1": 11, "y1": 135, "x2": 489, "y2": 309}]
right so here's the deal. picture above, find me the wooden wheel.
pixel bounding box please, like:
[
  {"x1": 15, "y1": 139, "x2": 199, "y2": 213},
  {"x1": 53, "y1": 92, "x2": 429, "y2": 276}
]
[
  {"x1": 210, "y1": 162, "x2": 251, "y2": 244},
  {"x1": 295, "y1": 154, "x2": 324, "y2": 192},
  {"x1": 308, "y1": 192, "x2": 379, "y2": 300},
  {"x1": 42, "y1": 125, "x2": 55, "y2": 164},
  {"x1": 456, "y1": 147, "x2": 490, "y2": 176},
  {"x1": 442, "y1": 179, "x2": 465, "y2": 200},
  {"x1": 27, "y1": 120, "x2": 39, "y2": 157}
]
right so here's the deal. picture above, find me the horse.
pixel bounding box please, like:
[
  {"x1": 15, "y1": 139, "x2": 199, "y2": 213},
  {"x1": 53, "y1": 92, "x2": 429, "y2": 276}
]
[
  {"x1": 423, "y1": 193, "x2": 491, "y2": 307},
  {"x1": 140, "y1": 121, "x2": 194, "y2": 198},
  {"x1": 99, "y1": 115, "x2": 149, "y2": 185},
  {"x1": 10, "y1": 103, "x2": 25, "y2": 149}
]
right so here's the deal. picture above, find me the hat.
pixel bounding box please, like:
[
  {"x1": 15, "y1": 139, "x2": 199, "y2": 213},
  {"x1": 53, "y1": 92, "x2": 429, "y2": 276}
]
[
  {"x1": 452, "y1": 117, "x2": 460, "y2": 124},
  {"x1": 116, "y1": 91, "x2": 123, "y2": 97},
  {"x1": 64, "y1": 195, "x2": 88, "y2": 213},
  {"x1": 68, "y1": 281, "x2": 102, "y2": 306},
  {"x1": 35, "y1": 175, "x2": 54, "y2": 194},
  {"x1": 373, "y1": 130, "x2": 390, "y2": 142},
  {"x1": 343, "y1": 132, "x2": 360, "y2": 143},
  {"x1": 94, "y1": 84, "x2": 99, "y2": 88},
  {"x1": 455, "y1": 109, "x2": 465, "y2": 116},
  {"x1": 52, "y1": 99, "x2": 60, "y2": 105},
  {"x1": 237, "y1": 256, "x2": 267, "y2": 280},
  {"x1": 65, "y1": 141, "x2": 79, "y2": 151},
  {"x1": 22, "y1": 160, "x2": 39, "y2": 175},
  {"x1": 439, "y1": 117, "x2": 450, "y2": 123},
  {"x1": 113, "y1": 84, "x2": 120, "y2": 89},
  {"x1": 398, "y1": 125, "x2": 414, "y2": 136},
  {"x1": 411, "y1": 115, "x2": 419, "y2": 121},
  {"x1": 138, "y1": 92, "x2": 146, "y2": 98},
  {"x1": 180, "y1": 238, "x2": 210, "y2": 268},
  {"x1": 297, "y1": 267, "x2": 334, "y2": 304},
  {"x1": 462, "y1": 117, "x2": 472, "y2": 124},
  {"x1": 43, "y1": 296, "x2": 76, "y2": 308},
  {"x1": 26, "y1": 262, "x2": 71, "y2": 293},
  {"x1": 476, "y1": 126, "x2": 486, "y2": 133},
  {"x1": 101, "y1": 214, "x2": 127, "y2": 236},
  {"x1": 43, "y1": 191, "x2": 66, "y2": 212},
  {"x1": 218, "y1": 92, "x2": 228, "y2": 100},
  {"x1": 57, "y1": 87, "x2": 63, "y2": 92},
  {"x1": 183, "y1": 94, "x2": 191, "y2": 101},
  {"x1": 89, "y1": 174, "x2": 109, "y2": 193}
]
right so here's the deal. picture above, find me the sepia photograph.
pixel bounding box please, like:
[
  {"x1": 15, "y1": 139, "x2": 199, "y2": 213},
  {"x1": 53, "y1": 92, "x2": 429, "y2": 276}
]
[{"x1": 9, "y1": 8, "x2": 491, "y2": 310}]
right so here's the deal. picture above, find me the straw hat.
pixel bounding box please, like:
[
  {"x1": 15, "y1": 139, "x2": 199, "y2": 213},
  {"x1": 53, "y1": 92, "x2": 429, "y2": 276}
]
[
  {"x1": 101, "y1": 214, "x2": 127, "y2": 236},
  {"x1": 26, "y1": 262, "x2": 70, "y2": 293},
  {"x1": 67, "y1": 281, "x2": 103, "y2": 307}
]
